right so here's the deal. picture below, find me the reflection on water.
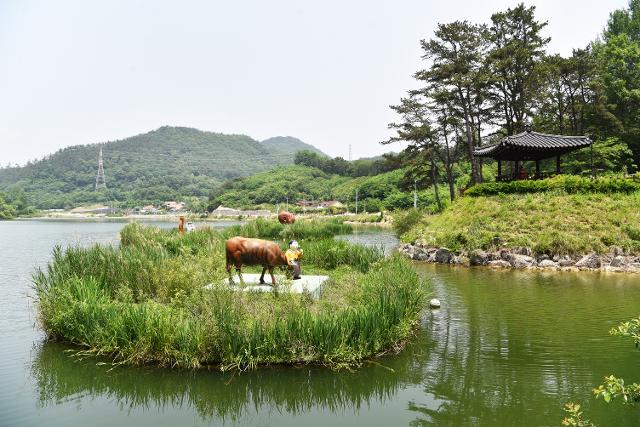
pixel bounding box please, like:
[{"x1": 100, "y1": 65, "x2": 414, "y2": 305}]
[
  {"x1": 408, "y1": 265, "x2": 640, "y2": 426},
  {"x1": 30, "y1": 264, "x2": 640, "y2": 426},
  {"x1": 32, "y1": 341, "x2": 415, "y2": 425}
]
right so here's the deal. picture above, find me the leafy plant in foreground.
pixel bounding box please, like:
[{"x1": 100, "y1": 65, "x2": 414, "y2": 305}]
[
  {"x1": 592, "y1": 316, "x2": 640, "y2": 405},
  {"x1": 593, "y1": 376, "x2": 640, "y2": 405},
  {"x1": 561, "y1": 402, "x2": 596, "y2": 427}
]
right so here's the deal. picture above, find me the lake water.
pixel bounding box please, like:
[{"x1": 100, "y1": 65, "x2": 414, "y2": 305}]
[{"x1": 2, "y1": 220, "x2": 640, "y2": 426}]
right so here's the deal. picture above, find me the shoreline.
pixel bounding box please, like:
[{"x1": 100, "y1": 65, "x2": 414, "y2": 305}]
[
  {"x1": 397, "y1": 243, "x2": 640, "y2": 274},
  {"x1": 17, "y1": 213, "x2": 391, "y2": 225},
  {"x1": 342, "y1": 220, "x2": 392, "y2": 228},
  {"x1": 16, "y1": 214, "x2": 250, "y2": 222}
]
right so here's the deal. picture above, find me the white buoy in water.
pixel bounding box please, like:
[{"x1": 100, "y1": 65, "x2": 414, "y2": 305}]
[{"x1": 429, "y1": 298, "x2": 441, "y2": 309}]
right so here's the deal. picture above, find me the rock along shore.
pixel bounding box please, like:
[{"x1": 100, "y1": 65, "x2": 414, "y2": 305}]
[{"x1": 397, "y1": 243, "x2": 640, "y2": 273}]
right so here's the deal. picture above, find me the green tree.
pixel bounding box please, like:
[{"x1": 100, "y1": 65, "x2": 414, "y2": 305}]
[
  {"x1": 563, "y1": 137, "x2": 635, "y2": 175},
  {"x1": 0, "y1": 193, "x2": 16, "y2": 219},
  {"x1": 417, "y1": 20, "x2": 489, "y2": 185},
  {"x1": 429, "y1": 93, "x2": 464, "y2": 201},
  {"x1": 294, "y1": 150, "x2": 327, "y2": 170},
  {"x1": 534, "y1": 48, "x2": 616, "y2": 138},
  {"x1": 593, "y1": 31, "x2": 640, "y2": 164},
  {"x1": 385, "y1": 95, "x2": 443, "y2": 211},
  {"x1": 604, "y1": 0, "x2": 640, "y2": 41},
  {"x1": 486, "y1": 3, "x2": 550, "y2": 135}
]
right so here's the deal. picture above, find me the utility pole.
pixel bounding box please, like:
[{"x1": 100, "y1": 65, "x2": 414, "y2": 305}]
[
  {"x1": 286, "y1": 196, "x2": 289, "y2": 212},
  {"x1": 590, "y1": 142, "x2": 595, "y2": 179},
  {"x1": 414, "y1": 179, "x2": 417, "y2": 209},
  {"x1": 355, "y1": 189, "x2": 359, "y2": 215},
  {"x1": 348, "y1": 144, "x2": 352, "y2": 162},
  {"x1": 95, "y1": 148, "x2": 106, "y2": 190}
]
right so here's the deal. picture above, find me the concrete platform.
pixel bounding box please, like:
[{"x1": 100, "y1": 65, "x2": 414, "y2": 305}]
[{"x1": 205, "y1": 274, "x2": 329, "y2": 299}]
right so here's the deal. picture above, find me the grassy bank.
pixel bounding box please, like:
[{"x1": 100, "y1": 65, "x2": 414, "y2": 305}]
[
  {"x1": 402, "y1": 192, "x2": 640, "y2": 256},
  {"x1": 34, "y1": 220, "x2": 427, "y2": 369}
]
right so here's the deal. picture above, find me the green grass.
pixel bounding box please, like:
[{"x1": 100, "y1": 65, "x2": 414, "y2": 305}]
[
  {"x1": 302, "y1": 239, "x2": 384, "y2": 273},
  {"x1": 34, "y1": 221, "x2": 427, "y2": 370},
  {"x1": 403, "y1": 192, "x2": 640, "y2": 255},
  {"x1": 219, "y1": 217, "x2": 353, "y2": 241}
]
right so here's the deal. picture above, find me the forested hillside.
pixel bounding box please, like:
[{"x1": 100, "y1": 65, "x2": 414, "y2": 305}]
[
  {"x1": 0, "y1": 127, "x2": 318, "y2": 209},
  {"x1": 211, "y1": 164, "x2": 445, "y2": 212}
]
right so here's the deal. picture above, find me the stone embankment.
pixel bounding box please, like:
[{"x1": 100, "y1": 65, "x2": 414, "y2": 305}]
[{"x1": 397, "y1": 243, "x2": 640, "y2": 273}]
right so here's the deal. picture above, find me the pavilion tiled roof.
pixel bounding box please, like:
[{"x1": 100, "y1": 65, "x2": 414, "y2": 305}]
[{"x1": 473, "y1": 131, "x2": 592, "y2": 161}]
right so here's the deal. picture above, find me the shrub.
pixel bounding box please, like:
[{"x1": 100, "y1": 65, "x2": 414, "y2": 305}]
[
  {"x1": 392, "y1": 209, "x2": 423, "y2": 237},
  {"x1": 465, "y1": 175, "x2": 640, "y2": 197}
]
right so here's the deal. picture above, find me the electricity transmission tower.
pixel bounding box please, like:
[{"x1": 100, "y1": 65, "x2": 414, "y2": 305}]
[{"x1": 95, "y1": 148, "x2": 107, "y2": 190}]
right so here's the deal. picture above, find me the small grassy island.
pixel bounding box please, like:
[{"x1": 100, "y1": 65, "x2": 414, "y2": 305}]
[{"x1": 34, "y1": 219, "x2": 428, "y2": 369}]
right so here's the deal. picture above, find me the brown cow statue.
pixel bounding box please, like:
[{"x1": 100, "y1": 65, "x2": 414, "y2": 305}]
[
  {"x1": 278, "y1": 211, "x2": 295, "y2": 224},
  {"x1": 225, "y1": 236, "x2": 288, "y2": 285}
]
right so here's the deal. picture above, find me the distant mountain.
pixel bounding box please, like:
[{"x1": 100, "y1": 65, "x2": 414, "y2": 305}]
[
  {"x1": 0, "y1": 126, "x2": 323, "y2": 209},
  {"x1": 260, "y1": 136, "x2": 327, "y2": 157}
]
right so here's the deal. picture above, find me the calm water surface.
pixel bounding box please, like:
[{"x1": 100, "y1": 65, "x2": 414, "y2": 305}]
[{"x1": 2, "y1": 220, "x2": 640, "y2": 426}]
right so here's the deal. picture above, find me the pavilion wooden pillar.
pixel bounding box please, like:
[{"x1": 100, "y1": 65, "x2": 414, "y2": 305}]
[
  {"x1": 514, "y1": 160, "x2": 519, "y2": 179},
  {"x1": 556, "y1": 156, "x2": 561, "y2": 174},
  {"x1": 497, "y1": 160, "x2": 502, "y2": 179},
  {"x1": 535, "y1": 159, "x2": 541, "y2": 179}
]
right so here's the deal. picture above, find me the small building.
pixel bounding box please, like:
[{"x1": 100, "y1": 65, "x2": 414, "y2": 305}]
[
  {"x1": 163, "y1": 201, "x2": 186, "y2": 212},
  {"x1": 473, "y1": 129, "x2": 592, "y2": 181},
  {"x1": 140, "y1": 205, "x2": 159, "y2": 214}
]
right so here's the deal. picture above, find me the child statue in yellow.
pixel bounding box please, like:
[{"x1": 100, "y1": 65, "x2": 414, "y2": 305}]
[{"x1": 285, "y1": 240, "x2": 303, "y2": 280}]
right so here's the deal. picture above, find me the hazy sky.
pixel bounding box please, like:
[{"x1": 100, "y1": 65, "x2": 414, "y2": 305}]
[{"x1": 0, "y1": 0, "x2": 628, "y2": 165}]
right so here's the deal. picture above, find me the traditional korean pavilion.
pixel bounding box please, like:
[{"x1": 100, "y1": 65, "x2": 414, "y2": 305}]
[{"x1": 473, "y1": 129, "x2": 592, "y2": 181}]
